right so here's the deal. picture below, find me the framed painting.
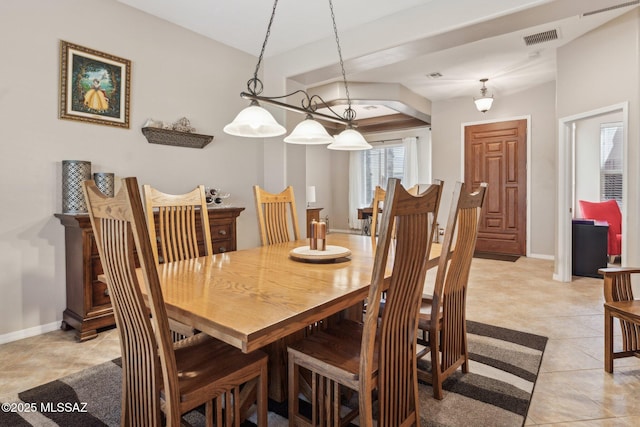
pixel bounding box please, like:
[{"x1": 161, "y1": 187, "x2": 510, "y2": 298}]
[{"x1": 59, "y1": 41, "x2": 131, "y2": 128}]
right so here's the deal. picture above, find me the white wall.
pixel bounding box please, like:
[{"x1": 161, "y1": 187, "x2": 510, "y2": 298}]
[
  {"x1": 0, "y1": 0, "x2": 265, "y2": 339},
  {"x1": 431, "y1": 81, "x2": 557, "y2": 257}
]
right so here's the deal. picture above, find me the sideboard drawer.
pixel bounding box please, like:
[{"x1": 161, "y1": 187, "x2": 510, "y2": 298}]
[
  {"x1": 211, "y1": 223, "x2": 232, "y2": 240},
  {"x1": 213, "y1": 240, "x2": 232, "y2": 253},
  {"x1": 92, "y1": 280, "x2": 111, "y2": 308}
]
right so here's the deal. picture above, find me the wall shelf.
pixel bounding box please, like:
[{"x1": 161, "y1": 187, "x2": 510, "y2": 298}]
[{"x1": 141, "y1": 127, "x2": 213, "y2": 149}]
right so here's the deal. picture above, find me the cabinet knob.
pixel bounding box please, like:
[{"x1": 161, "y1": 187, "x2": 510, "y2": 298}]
[
  {"x1": 218, "y1": 229, "x2": 227, "y2": 236},
  {"x1": 104, "y1": 288, "x2": 110, "y2": 297},
  {"x1": 218, "y1": 247, "x2": 226, "y2": 253}
]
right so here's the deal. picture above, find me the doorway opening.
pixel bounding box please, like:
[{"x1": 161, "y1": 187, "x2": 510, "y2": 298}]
[{"x1": 555, "y1": 103, "x2": 628, "y2": 282}]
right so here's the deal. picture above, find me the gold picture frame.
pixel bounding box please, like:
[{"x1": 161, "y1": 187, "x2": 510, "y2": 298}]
[{"x1": 59, "y1": 41, "x2": 131, "y2": 128}]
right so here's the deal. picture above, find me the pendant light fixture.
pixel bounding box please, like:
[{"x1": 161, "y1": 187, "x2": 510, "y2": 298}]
[
  {"x1": 284, "y1": 114, "x2": 334, "y2": 144},
  {"x1": 224, "y1": 0, "x2": 370, "y2": 150},
  {"x1": 473, "y1": 78, "x2": 494, "y2": 113}
]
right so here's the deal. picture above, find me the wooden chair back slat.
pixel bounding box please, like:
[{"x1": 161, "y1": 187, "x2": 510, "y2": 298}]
[
  {"x1": 143, "y1": 185, "x2": 213, "y2": 264},
  {"x1": 253, "y1": 185, "x2": 300, "y2": 246},
  {"x1": 360, "y1": 178, "x2": 443, "y2": 426}
]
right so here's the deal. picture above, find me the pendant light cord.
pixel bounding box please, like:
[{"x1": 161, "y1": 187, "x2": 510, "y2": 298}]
[
  {"x1": 243, "y1": 0, "x2": 357, "y2": 124},
  {"x1": 248, "y1": 0, "x2": 279, "y2": 96},
  {"x1": 329, "y1": 0, "x2": 355, "y2": 122}
]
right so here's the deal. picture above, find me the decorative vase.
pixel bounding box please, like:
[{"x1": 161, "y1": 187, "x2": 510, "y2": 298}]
[
  {"x1": 93, "y1": 172, "x2": 115, "y2": 197},
  {"x1": 62, "y1": 160, "x2": 91, "y2": 213}
]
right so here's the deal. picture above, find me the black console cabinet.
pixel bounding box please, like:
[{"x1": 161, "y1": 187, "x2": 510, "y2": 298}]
[{"x1": 572, "y1": 221, "x2": 608, "y2": 278}]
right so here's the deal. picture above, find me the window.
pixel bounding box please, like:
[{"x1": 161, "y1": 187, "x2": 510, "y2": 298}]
[
  {"x1": 363, "y1": 144, "x2": 405, "y2": 204},
  {"x1": 600, "y1": 122, "x2": 623, "y2": 207}
]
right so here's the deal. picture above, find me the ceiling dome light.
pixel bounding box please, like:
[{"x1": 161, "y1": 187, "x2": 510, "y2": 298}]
[
  {"x1": 327, "y1": 128, "x2": 372, "y2": 151},
  {"x1": 284, "y1": 115, "x2": 334, "y2": 144},
  {"x1": 223, "y1": 101, "x2": 286, "y2": 137},
  {"x1": 473, "y1": 78, "x2": 494, "y2": 113}
]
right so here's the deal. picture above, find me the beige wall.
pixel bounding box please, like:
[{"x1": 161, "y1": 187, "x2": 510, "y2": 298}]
[
  {"x1": 556, "y1": 9, "x2": 640, "y2": 268},
  {"x1": 327, "y1": 77, "x2": 557, "y2": 257},
  {"x1": 2, "y1": 1, "x2": 638, "y2": 341},
  {"x1": 0, "y1": 0, "x2": 264, "y2": 339}
]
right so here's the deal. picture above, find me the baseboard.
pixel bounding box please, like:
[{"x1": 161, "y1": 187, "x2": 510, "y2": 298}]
[
  {"x1": 528, "y1": 253, "x2": 555, "y2": 261},
  {"x1": 0, "y1": 321, "x2": 61, "y2": 345},
  {"x1": 329, "y1": 228, "x2": 359, "y2": 234}
]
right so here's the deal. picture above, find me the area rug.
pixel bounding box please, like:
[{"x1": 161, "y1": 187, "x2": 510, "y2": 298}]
[
  {"x1": 473, "y1": 251, "x2": 521, "y2": 262},
  {"x1": 1, "y1": 321, "x2": 546, "y2": 427}
]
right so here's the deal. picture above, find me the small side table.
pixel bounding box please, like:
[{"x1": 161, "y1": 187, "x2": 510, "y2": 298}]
[
  {"x1": 572, "y1": 220, "x2": 608, "y2": 278},
  {"x1": 357, "y1": 207, "x2": 374, "y2": 235},
  {"x1": 306, "y1": 207, "x2": 323, "y2": 237}
]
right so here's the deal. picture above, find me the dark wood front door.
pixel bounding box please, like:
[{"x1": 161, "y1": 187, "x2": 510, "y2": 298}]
[{"x1": 464, "y1": 119, "x2": 527, "y2": 255}]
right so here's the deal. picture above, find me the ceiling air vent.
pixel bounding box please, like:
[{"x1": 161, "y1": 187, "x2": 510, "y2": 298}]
[
  {"x1": 583, "y1": 1, "x2": 639, "y2": 17},
  {"x1": 523, "y1": 29, "x2": 559, "y2": 46}
]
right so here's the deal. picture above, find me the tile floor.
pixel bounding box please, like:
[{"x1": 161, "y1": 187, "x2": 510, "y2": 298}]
[{"x1": 1, "y1": 256, "x2": 639, "y2": 425}]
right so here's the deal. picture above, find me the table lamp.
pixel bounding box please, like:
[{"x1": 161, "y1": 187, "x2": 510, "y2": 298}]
[{"x1": 306, "y1": 186, "x2": 316, "y2": 208}]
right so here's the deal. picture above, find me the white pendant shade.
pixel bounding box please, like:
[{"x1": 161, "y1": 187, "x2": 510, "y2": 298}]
[
  {"x1": 474, "y1": 96, "x2": 494, "y2": 113},
  {"x1": 223, "y1": 103, "x2": 286, "y2": 137},
  {"x1": 284, "y1": 117, "x2": 334, "y2": 144},
  {"x1": 327, "y1": 128, "x2": 372, "y2": 150}
]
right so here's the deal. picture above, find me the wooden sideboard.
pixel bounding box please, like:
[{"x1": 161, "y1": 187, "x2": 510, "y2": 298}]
[{"x1": 55, "y1": 206, "x2": 244, "y2": 341}]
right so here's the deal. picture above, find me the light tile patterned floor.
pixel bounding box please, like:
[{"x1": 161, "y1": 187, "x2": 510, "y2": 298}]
[{"x1": 1, "y1": 256, "x2": 639, "y2": 425}]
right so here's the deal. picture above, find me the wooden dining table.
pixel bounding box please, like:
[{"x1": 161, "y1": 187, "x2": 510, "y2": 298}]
[
  {"x1": 154, "y1": 234, "x2": 374, "y2": 351},
  {"x1": 123, "y1": 233, "x2": 441, "y2": 401}
]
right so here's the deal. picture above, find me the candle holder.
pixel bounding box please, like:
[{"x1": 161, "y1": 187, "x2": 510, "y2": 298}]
[
  {"x1": 93, "y1": 172, "x2": 115, "y2": 197},
  {"x1": 62, "y1": 160, "x2": 91, "y2": 213}
]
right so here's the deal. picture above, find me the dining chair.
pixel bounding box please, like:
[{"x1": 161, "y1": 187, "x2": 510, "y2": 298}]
[
  {"x1": 253, "y1": 185, "x2": 300, "y2": 246},
  {"x1": 84, "y1": 177, "x2": 268, "y2": 427},
  {"x1": 371, "y1": 184, "x2": 424, "y2": 245},
  {"x1": 287, "y1": 178, "x2": 443, "y2": 427},
  {"x1": 143, "y1": 184, "x2": 213, "y2": 340},
  {"x1": 369, "y1": 185, "x2": 386, "y2": 245},
  {"x1": 142, "y1": 184, "x2": 213, "y2": 264},
  {"x1": 598, "y1": 267, "x2": 640, "y2": 373},
  {"x1": 416, "y1": 181, "x2": 487, "y2": 400}
]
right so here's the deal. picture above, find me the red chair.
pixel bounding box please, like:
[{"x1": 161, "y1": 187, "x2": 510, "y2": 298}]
[{"x1": 579, "y1": 199, "x2": 622, "y2": 262}]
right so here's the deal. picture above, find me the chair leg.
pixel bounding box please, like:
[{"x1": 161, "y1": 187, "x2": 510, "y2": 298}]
[
  {"x1": 462, "y1": 323, "x2": 470, "y2": 374},
  {"x1": 257, "y1": 363, "x2": 268, "y2": 427},
  {"x1": 215, "y1": 398, "x2": 223, "y2": 426},
  {"x1": 205, "y1": 400, "x2": 214, "y2": 427},
  {"x1": 288, "y1": 353, "x2": 318, "y2": 426},
  {"x1": 287, "y1": 354, "x2": 298, "y2": 426},
  {"x1": 430, "y1": 328, "x2": 444, "y2": 400},
  {"x1": 225, "y1": 391, "x2": 233, "y2": 426},
  {"x1": 605, "y1": 307, "x2": 614, "y2": 373}
]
